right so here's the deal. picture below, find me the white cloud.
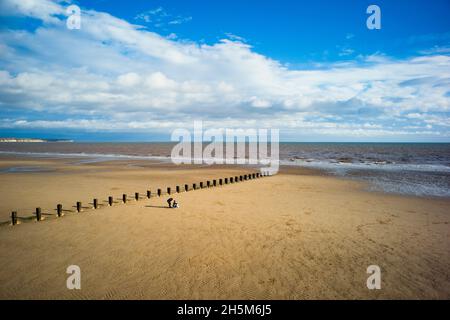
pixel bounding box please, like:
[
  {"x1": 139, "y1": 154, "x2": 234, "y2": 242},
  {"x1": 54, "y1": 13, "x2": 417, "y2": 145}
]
[
  {"x1": 117, "y1": 72, "x2": 141, "y2": 87},
  {"x1": 0, "y1": 0, "x2": 449, "y2": 140}
]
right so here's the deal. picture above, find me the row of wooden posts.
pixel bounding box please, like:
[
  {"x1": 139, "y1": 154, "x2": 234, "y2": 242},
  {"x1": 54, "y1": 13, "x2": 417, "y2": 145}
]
[{"x1": 10, "y1": 171, "x2": 269, "y2": 226}]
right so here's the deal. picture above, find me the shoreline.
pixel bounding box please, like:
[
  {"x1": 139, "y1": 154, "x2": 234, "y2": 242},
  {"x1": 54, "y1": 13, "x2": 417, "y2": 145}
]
[
  {"x1": 0, "y1": 155, "x2": 449, "y2": 225},
  {"x1": 0, "y1": 163, "x2": 448, "y2": 299}
]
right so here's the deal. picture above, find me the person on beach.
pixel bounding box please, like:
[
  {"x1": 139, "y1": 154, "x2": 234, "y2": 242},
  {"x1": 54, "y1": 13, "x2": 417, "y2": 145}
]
[
  {"x1": 167, "y1": 197, "x2": 173, "y2": 208},
  {"x1": 172, "y1": 200, "x2": 179, "y2": 208}
]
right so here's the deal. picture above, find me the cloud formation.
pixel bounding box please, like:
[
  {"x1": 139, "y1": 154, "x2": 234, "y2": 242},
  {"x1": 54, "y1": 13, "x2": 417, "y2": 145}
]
[{"x1": 0, "y1": 0, "x2": 449, "y2": 140}]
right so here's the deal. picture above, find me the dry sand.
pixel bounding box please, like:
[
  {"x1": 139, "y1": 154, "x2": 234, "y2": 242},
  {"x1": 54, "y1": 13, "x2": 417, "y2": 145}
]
[{"x1": 0, "y1": 157, "x2": 449, "y2": 299}]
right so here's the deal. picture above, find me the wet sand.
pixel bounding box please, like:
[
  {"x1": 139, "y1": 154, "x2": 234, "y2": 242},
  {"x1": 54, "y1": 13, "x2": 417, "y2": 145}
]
[{"x1": 0, "y1": 157, "x2": 449, "y2": 299}]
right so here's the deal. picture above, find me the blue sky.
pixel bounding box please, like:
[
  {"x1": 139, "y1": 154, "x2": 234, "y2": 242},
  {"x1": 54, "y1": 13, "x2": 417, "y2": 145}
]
[
  {"x1": 0, "y1": 0, "x2": 449, "y2": 141},
  {"x1": 89, "y1": 0, "x2": 450, "y2": 63}
]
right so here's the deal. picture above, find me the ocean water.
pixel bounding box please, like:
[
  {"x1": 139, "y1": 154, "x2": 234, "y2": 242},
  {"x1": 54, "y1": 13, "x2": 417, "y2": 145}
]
[
  {"x1": 280, "y1": 143, "x2": 450, "y2": 198},
  {"x1": 0, "y1": 142, "x2": 449, "y2": 198}
]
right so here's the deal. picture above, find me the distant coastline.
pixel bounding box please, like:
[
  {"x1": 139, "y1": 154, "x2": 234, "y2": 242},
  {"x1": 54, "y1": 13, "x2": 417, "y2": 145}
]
[{"x1": 0, "y1": 138, "x2": 73, "y2": 143}]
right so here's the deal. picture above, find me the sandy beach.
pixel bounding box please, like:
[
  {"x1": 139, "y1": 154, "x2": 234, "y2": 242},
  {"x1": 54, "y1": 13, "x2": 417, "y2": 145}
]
[{"x1": 0, "y1": 156, "x2": 449, "y2": 299}]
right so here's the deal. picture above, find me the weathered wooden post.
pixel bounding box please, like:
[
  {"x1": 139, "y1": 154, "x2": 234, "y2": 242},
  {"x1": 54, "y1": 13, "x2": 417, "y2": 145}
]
[
  {"x1": 93, "y1": 198, "x2": 98, "y2": 209},
  {"x1": 235, "y1": 176, "x2": 239, "y2": 182},
  {"x1": 157, "y1": 189, "x2": 162, "y2": 197},
  {"x1": 193, "y1": 183, "x2": 197, "y2": 190},
  {"x1": 167, "y1": 187, "x2": 171, "y2": 195},
  {"x1": 185, "y1": 184, "x2": 189, "y2": 192},
  {"x1": 200, "y1": 182, "x2": 204, "y2": 189},
  {"x1": 35, "y1": 207, "x2": 42, "y2": 221},
  {"x1": 108, "y1": 196, "x2": 113, "y2": 206},
  {"x1": 76, "y1": 202, "x2": 82, "y2": 212},
  {"x1": 225, "y1": 178, "x2": 228, "y2": 184},
  {"x1": 207, "y1": 181, "x2": 210, "y2": 188},
  {"x1": 240, "y1": 175, "x2": 243, "y2": 181},
  {"x1": 219, "y1": 179, "x2": 223, "y2": 185},
  {"x1": 213, "y1": 179, "x2": 217, "y2": 187},
  {"x1": 123, "y1": 194, "x2": 127, "y2": 203},
  {"x1": 57, "y1": 204, "x2": 63, "y2": 217},
  {"x1": 11, "y1": 211, "x2": 17, "y2": 225},
  {"x1": 135, "y1": 192, "x2": 139, "y2": 201},
  {"x1": 147, "y1": 190, "x2": 151, "y2": 199},
  {"x1": 176, "y1": 186, "x2": 180, "y2": 193},
  {"x1": 230, "y1": 177, "x2": 234, "y2": 183}
]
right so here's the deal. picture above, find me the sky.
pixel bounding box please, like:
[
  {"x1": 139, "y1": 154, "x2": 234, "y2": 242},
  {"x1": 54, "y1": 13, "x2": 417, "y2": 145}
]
[{"x1": 0, "y1": 0, "x2": 449, "y2": 142}]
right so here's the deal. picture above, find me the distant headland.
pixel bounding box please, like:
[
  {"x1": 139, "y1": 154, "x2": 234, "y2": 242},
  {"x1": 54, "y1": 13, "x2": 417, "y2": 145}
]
[{"x1": 0, "y1": 138, "x2": 73, "y2": 143}]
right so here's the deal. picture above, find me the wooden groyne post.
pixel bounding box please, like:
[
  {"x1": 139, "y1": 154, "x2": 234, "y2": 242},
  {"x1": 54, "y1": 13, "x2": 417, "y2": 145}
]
[
  {"x1": 76, "y1": 202, "x2": 82, "y2": 212},
  {"x1": 193, "y1": 183, "x2": 197, "y2": 190},
  {"x1": 108, "y1": 196, "x2": 113, "y2": 206},
  {"x1": 176, "y1": 186, "x2": 180, "y2": 193},
  {"x1": 36, "y1": 207, "x2": 42, "y2": 221},
  {"x1": 135, "y1": 192, "x2": 139, "y2": 201},
  {"x1": 57, "y1": 204, "x2": 63, "y2": 217},
  {"x1": 123, "y1": 194, "x2": 127, "y2": 203},
  {"x1": 11, "y1": 211, "x2": 17, "y2": 225},
  {"x1": 200, "y1": 182, "x2": 204, "y2": 189},
  {"x1": 157, "y1": 189, "x2": 162, "y2": 197},
  {"x1": 185, "y1": 184, "x2": 189, "y2": 192},
  {"x1": 93, "y1": 198, "x2": 98, "y2": 209},
  {"x1": 167, "y1": 187, "x2": 171, "y2": 195},
  {"x1": 147, "y1": 190, "x2": 151, "y2": 199}
]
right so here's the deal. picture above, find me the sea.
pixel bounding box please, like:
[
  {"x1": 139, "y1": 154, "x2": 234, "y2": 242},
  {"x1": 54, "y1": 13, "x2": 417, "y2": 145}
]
[{"x1": 1, "y1": 142, "x2": 449, "y2": 198}]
